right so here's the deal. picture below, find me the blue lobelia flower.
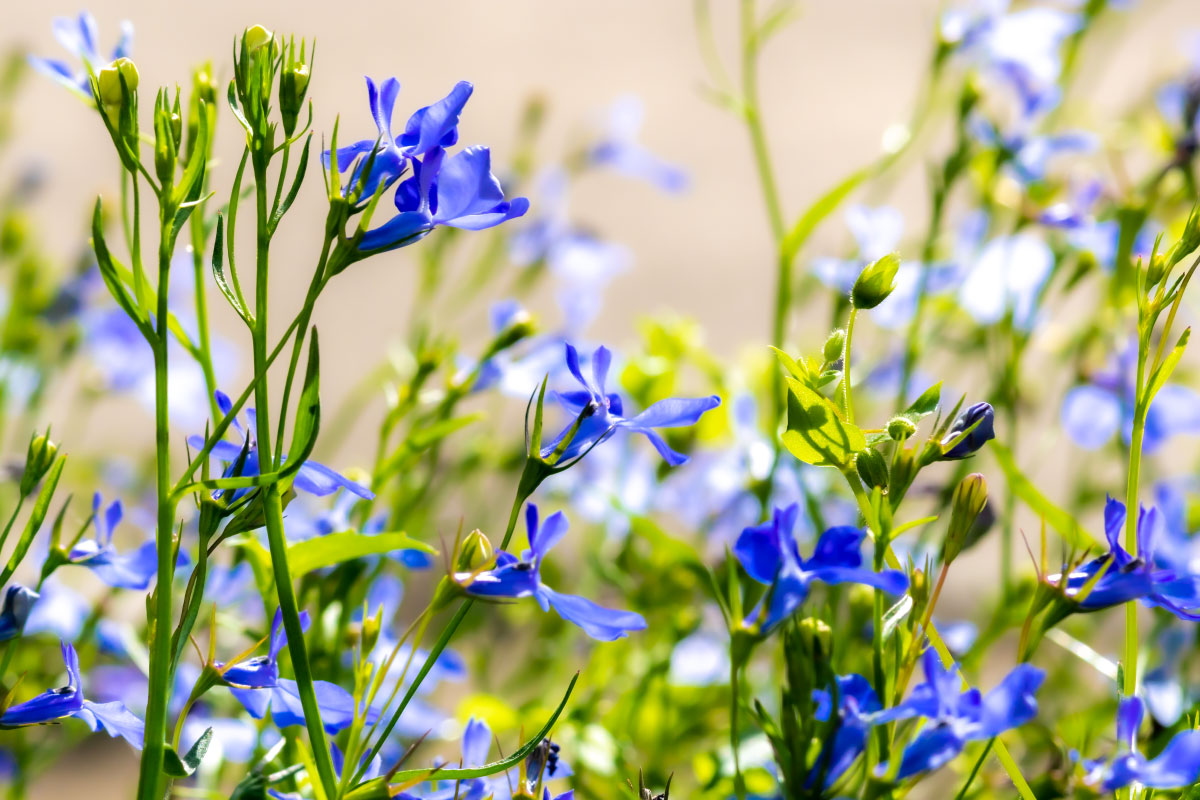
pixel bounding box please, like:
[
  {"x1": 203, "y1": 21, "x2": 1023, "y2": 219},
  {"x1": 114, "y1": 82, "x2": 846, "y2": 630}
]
[
  {"x1": 940, "y1": 402, "x2": 996, "y2": 459},
  {"x1": 325, "y1": 78, "x2": 474, "y2": 201},
  {"x1": 28, "y1": 12, "x2": 133, "y2": 97},
  {"x1": 0, "y1": 584, "x2": 38, "y2": 642},
  {"x1": 22, "y1": 577, "x2": 88, "y2": 641},
  {"x1": 67, "y1": 493, "x2": 158, "y2": 590},
  {"x1": 189, "y1": 390, "x2": 373, "y2": 500},
  {"x1": 874, "y1": 648, "x2": 1045, "y2": 780},
  {"x1": 1062, "y1": 342, "x2": 1200, "y2": 453},
  {"x1": 1081, "y1": 697, "x2": 1200, "y2": 791},
  {"x1": 734, "y1": 504, "x2": 908, "y2": 633},
  {"x1": 957, "y1": 232, "x2": 1054, "y2": 328},
  {"x1": 587, "y1": 95, "x2": 688, "y2": 193},
  {"x1": 359, "y1": 144, "x2": 530, "y2": 252},
  {"x1": 1046, "y1": 497, "x2": 1200, "y2": 619},
  {"x1": 544, "y1": 343, "x2": 721, "y2": 467},
  {"x1": 221, "y1": 608, "x2": 309, "y2": 688},
  {"x1": 0, "y1": 641, "x2": 144, "y2": 748},
  {"x1": 457, "y1": 504, "x2": 646, "y2": 641},
  {"x1": 808, "y1": 674, "x2": 881, "y2": 790}
]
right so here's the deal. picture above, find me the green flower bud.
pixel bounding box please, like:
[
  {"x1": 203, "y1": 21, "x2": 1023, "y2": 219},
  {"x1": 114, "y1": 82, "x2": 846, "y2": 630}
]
[
  {"x1": 851, "y1": 253, "x2": 900, "y2": 309},
  {"x1": 280, "y1": 38, "x2": 311, "y2": 137},
  {"x1": 96, "y1": 57, "x2": 139, "y2": 124},
  {"x1": 855, "y1": 448, "x2": 888, "y2": 492},
  {"x1": 887, "y1": 415, "x2": 917, "y2": 441},
  {"x1": 456, "y1": 529, "x2": 495, "y2": 572},
  {"x1": 360, "y1": 607, "x2": 382, "y2": 655},
  {"x1": 943, "y1": 473, "x2": 988, "y2": 565},
  {"x1": 1146, "y1": 253, "x2": 1169, "y2": 289},
  {"x1": 795, "y1": 616, "x2": 832, "y2": 658},
  {"x1": 909, "y1": 567, "x2": 929, "y2": 619},
  {"x1": 242, "y1": 25, "x2": 274, "y2": 54},
  {"x1": 20, "y1": 434, "x2": 57, "y2": 496},
  {"x1": 822, "y1": 328, "x2": 846, "y2": 364}
]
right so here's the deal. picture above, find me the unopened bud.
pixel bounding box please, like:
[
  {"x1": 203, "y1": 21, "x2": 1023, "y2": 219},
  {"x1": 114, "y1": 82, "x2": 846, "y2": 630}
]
[
  {"x1": 96, "y1": 57, "x2": 138, "y2": 123},
  {"x1": 242, "y1": 25, "x2": 274, "y2": 54},
  {"x1": 20, "y1": 434, "x2": 57, "y2": 496},
  {"x1": 0, "y1": 584, "x2": 39, "y2": 641},
  {"x1": 855, "y1": 448, "x2": 889, "y2": 491},
  {"x1": 851, "y1": 253, "x2": 900, "y2": 309},
  {"x1": 822, "y1": 329, "x2": 846, "y2": 363},
  {"x1": 456, "y1": 529, "x2": 495, "y2": 572},
  {"x1": 941, "y1": 402, "x2": 995, "y2": 460},
  {"x1": 887, "y1": 415, "x2": 917, "y2": 441},
  {"x1": 943, "y1": 473, "x2": 988, "y2": 565},
  {"x1": 795, "y1": 616, "x2": 832, "y2": 659}
]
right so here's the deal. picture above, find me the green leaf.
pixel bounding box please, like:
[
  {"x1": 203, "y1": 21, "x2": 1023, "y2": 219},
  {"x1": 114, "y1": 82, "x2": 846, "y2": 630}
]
[
  {"x1": 1145, "y1": 327, "x2": 1190, "y2": 405},
  {"x1": 409, "y1": 413, "x2": 484, "y2": 450},
  {"x1": 211, "y1": 214, "x2": 253, "y2": 326},
  {"x1": 1, "y1": 455, "x2": 67, "y2": 587},
  {"x1": 881, "y1": 594, "x2": 913, "y2": 639},
  {"x1": 781, "y1": 166, "x2": 871, "y2": 265},
  {"x1": 992, "y1": 442, "x2": 1097, "y2": 549},
  {"x1": 163, "y1": 726, "x2": 212, "y2": 777},
  {"x1": 286, "y1": 530, "x2": 436, "y2": 576},
  {"x1": 780, "y1": 378, "x2": 865, "y2": 468},
  {"x1": 770, "y1": 346, "x2": 807, "y2": 381},
  {"x1": 270, "y1": 134, "x2": 312, "y2": 232},
  {"x1": 283, "y1": 330, "x2": 321, "y2": 484},
  {"x1": 91, "y1": 200, "x2": 151, "y2": 338}
]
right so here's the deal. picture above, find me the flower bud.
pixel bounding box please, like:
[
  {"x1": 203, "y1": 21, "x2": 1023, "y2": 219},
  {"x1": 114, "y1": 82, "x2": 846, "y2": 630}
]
[
  {"x1": 941, "y1": 402, "x2": 995, "y2": 460},
  {"x1": 0, "y1": 584, "x2": 39, "y2": 642},
  {"x1": 943, "y1": 473, "x2": 988, "y2": 565},
  {"x1": 360, "y1": 607, "x2": 382, "y2": 655},
  {"x1": 20, "y1": 434, "x2": 57, "y2": 496},
  {"x1": 855, "y1": 448, "x2": 888, "y2": 492},
  {"x1": 887, "y1": 415, "x2": 917, "y2": 441},
  {"x1": 280, "y1": 38, "x2": 311, "y2": 137},
  {"x1": 242, "y1": 25, "x2": 274, "y2": 54},
  {"x1": 1146, "y1": 253, "x2": 1170, "y2": 289},
  {"x1": 909, "y1": 568, "x2": 929, "y2": 617},
  {"x1": 97, "y1": 57, "x2": 139, "y2": 124},
  {"x1": 456, "y1": 529, "x2": 495, "y2": 572},
  {"x1": 851, "y1": 253, "x2": 900, "y2": 309},
  {"x1": 822, "y1": 329, "x2": 846, "y2": 364},
  {"x1": 795, "y1": 616, "x2": 832, "y2": 659}
]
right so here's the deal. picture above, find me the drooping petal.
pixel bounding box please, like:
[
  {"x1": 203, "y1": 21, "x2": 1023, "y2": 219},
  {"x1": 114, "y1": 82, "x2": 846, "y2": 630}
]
[
  {"x1": 74, "y1": 700, "x2": 144, "y2": 749},
  {"x1": 1134, "y1": 729, "x2": 1200, "y2": 788},
  {"x1": 623, "y1": 396, "x2": 722, "y2": 429},
  {"x1": 293, "y1": 460, "x2": 374, "y2": 500},
  {"x1": 539, "y1": 585, "x2": 646, "y2": 641}
]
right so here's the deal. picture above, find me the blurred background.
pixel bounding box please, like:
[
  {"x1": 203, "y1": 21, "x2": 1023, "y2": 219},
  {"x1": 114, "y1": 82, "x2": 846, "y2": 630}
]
[{"x1": 5, "y1": 1, "x2": 1200, "y2": 795}]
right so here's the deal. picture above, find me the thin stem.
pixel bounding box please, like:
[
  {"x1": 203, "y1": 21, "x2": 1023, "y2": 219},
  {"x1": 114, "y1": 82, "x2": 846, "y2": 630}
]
[
  {"x1": 0, "y1": 495, "x2": 26, "y2": 554},
  {"x1": 189, "y1": 210, "x2": 221, "y2": 423},
  {"x1": 730, "y1": 659, "x2": 746, "y2": 800},
  {"x1": 843, "y1": 307, "x2": 858, "y2": 424},
  {"x1": 953, "y1": 738, "x2": 995, "y2": 800}
]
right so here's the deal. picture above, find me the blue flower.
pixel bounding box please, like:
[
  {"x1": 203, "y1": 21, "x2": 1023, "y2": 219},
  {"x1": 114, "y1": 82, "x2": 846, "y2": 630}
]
[
  {"x1": 326, "y1": 78, "x2": 473, "y2": 201},
  {"x1": 230, "y1": 677, "x2": 361, "y2": 735},
  {"x1": 734, "y1": 505, "x2": 908, "y2": 633},
  {"x1": 1081, "y1": 697, "x2": 1200, "y2": 790},
  {"x1": 0, "y1": 584, "x2": 38, "y2": 642},
  {"x1": 29, "y1": 12, "x2": 133, "y2": 97},
  {"x1": 941, "y1": 402, "x2": 995, "y2": 459},
  {"x1": 188, "y1": 390, "x2": 373, "y2": 500},
  {"x1": 457, "y1": 504, "x2": 647, "y2": 641},
  {"x1": 957, "y1": 232, "x2": 1054, "y2": 328},
  {"x1": 808, "y1": 674, "x2": 881, "y2": 789},
  {"x1": 360, "y1": 145, "x2": 530, "y2": 252},
  {"x1": 22, "y1": 577, "x2": 88, "y2": 641},
  {"x1": 1062, "y1": 343, "x2": 1200, "y2": 452},
  {"x1": 221, "y1": 608, "x2": 309, "y2": 688},
  {"x1": 67, "y1": 493, "x2": 159, "y2": 590},
  {"x1": 875, "y1": 648, "x2": 1044, "y2": 780},
  {"x1": 544, "y1": 344, "x2": 721, "y2": 466},
  {"x1": 587, "y1": 95, "x2": 688, "y2": 192},
  {"x1": 0, "y1": 642, "x2": 144, "y2": 749}
]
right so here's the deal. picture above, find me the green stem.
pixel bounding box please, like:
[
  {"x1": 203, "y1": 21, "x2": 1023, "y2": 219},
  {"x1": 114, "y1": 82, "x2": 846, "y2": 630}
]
[
  {"x1": 953, "y1": 738, "x2": 995, "y2": 800},
  {"x1": 0, "y1": 495, "x2": 26, "y2": 553},
  {"x1": 135, "y1": 216, "x2": 179, "y2": 800},
  {"x1": 730, "y1": 659, "x2": 746, "y2": 800},
  {"x1": 189, "y1": 210, "x2": 220, "y2": 423},
  {"x1": 843, "y1": 307, "x2": 858, "y2": 424}
]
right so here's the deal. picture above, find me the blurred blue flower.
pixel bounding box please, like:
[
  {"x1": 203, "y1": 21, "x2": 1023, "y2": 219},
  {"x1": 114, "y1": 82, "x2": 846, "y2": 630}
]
[
  {"x1": 968, "y1": 114, "x2": 1096, "y2": 184},
  {"x1": 809, "y1": 673, "x2": 880, "y2": 789},
  {"x1": 545, "y1": 343, "x2": 720, "y2": 466},
  {"x1": 668, "y1": 630, "x2": 729, "y2": 687},
  {"x1": 458, "y1": 503, "x2": 646, "y2": 641},
  {"x1": 588, "y1": 95, "x2": 688, "y2": 192},
  {"x1": 0, "y1": 584, "x2": 38, "y2": 642},
  {"x1": 1062, "y1": 344, "x2": 1200, "y2": 452},
  {"x1": 734, "y1": 504, "x2": 908, "y2": 633},
  {"x1": 326, "y1": 78, "x2": 473, "y2": 200},
  {"x1": 67, "y1": 493, "x2": 159, "y2": 590},
  {"x1": 0, "y1": 641, "x2": 144, "y2": 748},
  {"x1": 957, "y1": 232, "x2": 1054, "y2": 328},
  {"x1": 189, "y1": 390, "x2": 373, "y2": 500},
  {"x1": 231, "y1": 677, "x2": 360, "y2": 735},
  {"x1": 29, "y1": 12, "x2": 133, "y2": 97},
  {"x1": 22, "y1": 577, "x2": 88, "y2": 641},
  {"x1": 1081, "y1": 696, "x2": 1200, "y2": 790},
  {"x1": 874, "y1": 648, "x2": 1044, "y2": 780},
  {"x1": 1143, "y1": 625, "x2": 1192, "y2": 727}
]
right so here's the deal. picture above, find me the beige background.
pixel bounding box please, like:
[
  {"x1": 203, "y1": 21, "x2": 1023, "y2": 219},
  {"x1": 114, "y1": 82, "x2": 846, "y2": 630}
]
[{"x1": 5, "y1": 1, "x2": 1200, "y2": 796}]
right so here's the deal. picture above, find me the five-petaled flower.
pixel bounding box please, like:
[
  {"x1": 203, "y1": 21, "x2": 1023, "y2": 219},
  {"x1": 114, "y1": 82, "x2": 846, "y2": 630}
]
[
  {"x1": 1080, "y1": 696, "x2": 1200, "y2": 791},
  {"x1": 545, "y1": 343, "x2": 721, "y2": 467},
  {"x1": 734, "y1": 504, "x2": 908, "y2": 633},
  {"x1": 456, "y1": 504, "x2": 647, "y2": 641},
  {"x1": 67, "y1": 493, "x2": 159, "y2": 590}
]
